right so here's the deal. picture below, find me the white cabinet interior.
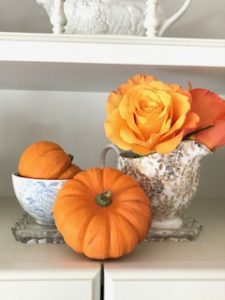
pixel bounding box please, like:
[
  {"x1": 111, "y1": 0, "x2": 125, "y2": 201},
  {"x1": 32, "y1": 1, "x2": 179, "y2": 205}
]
[{"x1": 0, "y1": 33, "x2": 224, "y2": 300}]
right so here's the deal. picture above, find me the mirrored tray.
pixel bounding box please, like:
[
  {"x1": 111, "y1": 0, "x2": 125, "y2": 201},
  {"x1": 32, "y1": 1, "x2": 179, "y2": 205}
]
[
  {"x1": 146, "y1": 215, "x2": 203, "y2": 242},
  {"x1": 11, "y1": 213, "x2": 64, "y2": 244}
]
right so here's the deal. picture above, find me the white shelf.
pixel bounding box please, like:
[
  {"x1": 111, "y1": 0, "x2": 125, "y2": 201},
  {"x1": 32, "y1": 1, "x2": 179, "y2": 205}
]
[
  {"x1": 0, "y1": 33, "x2": 225, "y2": 67},
  {"x1": 0, "y1": 33, "x2": 224, "y2": 92},
  {"x1": 0, "y1": 32, "x2": 225, "y2": 300},
  {"x1": 0, "y1": 197, "x2": 101, "y2": 300}
]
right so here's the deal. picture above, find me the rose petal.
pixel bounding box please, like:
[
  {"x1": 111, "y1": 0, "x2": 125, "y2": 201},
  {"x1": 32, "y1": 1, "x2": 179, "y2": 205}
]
[
  {"x1": 119, "y1": 95, "x2": 129, "y2": 120},
  {"x1": 117, "y1": 74, "x2": 155, "y2": 94},
  {"x1": 131, "y1": 74, "x2": 155, "y2": 84},
  {"x1": 119, "y1": 95, "x2": 144, "y2": 138},
  {"x1": 162, "y1": 114, "x2": 186, "y2": 139},
  {"x1": 134, "y1": 88, "x2": 172, "y2": 136},
  {"x1": 149, "y1": 80, "x2": 171, "y2": 91},
  {"x1": 104, "y1": 110, "x2": 131, "y2": 150},
  {"x1": 176, "y1": 86, "x2": 192, "y2": 101},
  {"x1": 118, "y1": 80, "x2": 134, "y2": 94},
  {"x1": 171, "y1": 92, "x2": 191, "y2": 120},
  {"x1": 193, "y1": 120, "x2": 225, "y2": 150},
  {"x1": 191, "y1": 88, "x2": 225, "y2": 129},
  {"x1": 106, "y1": 92, "x2": 122, "y2": 114},
  {"x1": 123, "y1": 131, "x2": 161, "y2": 155},
  {"x1": 157, "y1": 90, "x2": 172, "y2": 107},
  {"x1": 130, "y1": 144, "x2": 154, "y2": 156},
  {"x1": 159, "y1": 118, "x2": 172, "y2": 134},
  {"x1": 120, "y1": 127, "x2": 147, "y2": 147},
  {"x1": 183, "y1": 112, "x2": 200, "y2": 136},
  {"x1": 155, "y1": 131, "x2": 184, "y2": 154},
  {"x1": 161, "y1": 92, "x2": 191, "y2": 139}
]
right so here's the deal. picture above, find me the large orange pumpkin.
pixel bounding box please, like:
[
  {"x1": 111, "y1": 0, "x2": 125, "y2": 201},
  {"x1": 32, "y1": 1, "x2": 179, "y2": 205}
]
[
  {"x1": 18, "y1": 141, "x2": 80, "y2": 179},
  {"x1": 54, "y1": 167, "x2": 151, "y2": 260}
]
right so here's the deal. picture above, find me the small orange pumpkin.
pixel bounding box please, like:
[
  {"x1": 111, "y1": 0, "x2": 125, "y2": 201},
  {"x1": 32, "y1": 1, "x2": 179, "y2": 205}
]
[
  {"x1": 54, "y1": 167, "x2": 151, "y2": 260},
  {"x1": 18, "y1": 141, "x2": 80, "y2": 179}
]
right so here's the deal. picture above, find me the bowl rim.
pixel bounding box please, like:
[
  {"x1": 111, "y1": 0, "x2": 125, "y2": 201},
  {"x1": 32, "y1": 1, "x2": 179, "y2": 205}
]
[{"x1": 12, "y1": 173, "x2": 69, "y2": 182}]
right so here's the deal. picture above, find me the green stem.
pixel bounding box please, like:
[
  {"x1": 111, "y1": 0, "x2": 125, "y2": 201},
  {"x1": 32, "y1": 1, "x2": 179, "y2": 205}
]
[{"x1": 95, "y1": 190, "x2": 112, "y2": 207}]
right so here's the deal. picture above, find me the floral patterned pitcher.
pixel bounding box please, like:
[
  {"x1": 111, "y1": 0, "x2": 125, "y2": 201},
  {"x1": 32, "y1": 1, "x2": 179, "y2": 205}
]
[{"x1": 101, "y1": 140, "x2": 211, "y2": 241}]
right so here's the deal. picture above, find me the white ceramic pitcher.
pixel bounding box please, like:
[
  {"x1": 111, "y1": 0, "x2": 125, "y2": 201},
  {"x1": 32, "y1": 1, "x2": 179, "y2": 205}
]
[{"x1": 36, "y1": 0, "x2": 192, "y2": 36}]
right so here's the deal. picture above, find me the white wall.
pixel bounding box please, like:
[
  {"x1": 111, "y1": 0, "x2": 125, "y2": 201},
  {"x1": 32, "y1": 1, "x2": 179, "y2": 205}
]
[
  {"x1": 0, "y1": 0, "x2": 51, "y2": 33},
  {"x1": 0, "y1": 0, "x2": 225, "y2": 38},
  {"x1": 164, "y1": 0, "x2": 225, "y2": 38}
]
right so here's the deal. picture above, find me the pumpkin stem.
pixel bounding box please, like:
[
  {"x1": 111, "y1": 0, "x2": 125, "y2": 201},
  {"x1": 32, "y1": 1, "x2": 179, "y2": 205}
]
[
  {"x1": 95, "y1": 190, "x2": 112, "y2": 207},
  {"x1": 68, "y1": 154, "x2": 73, "y2": 162}
]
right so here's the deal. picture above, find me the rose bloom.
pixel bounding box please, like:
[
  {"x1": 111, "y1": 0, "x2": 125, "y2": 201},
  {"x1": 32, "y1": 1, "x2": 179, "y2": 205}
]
[{"x1": 104, "y1": 75, "x2": 199, "y2": 155}]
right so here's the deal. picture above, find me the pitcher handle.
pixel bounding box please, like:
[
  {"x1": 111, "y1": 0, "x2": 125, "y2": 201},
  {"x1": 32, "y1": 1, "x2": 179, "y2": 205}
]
[
  {"x1": 158, "y1": 0, "x2": 192, "y2": 36},
  {"x1": 100, "y1": 144, "x2": 121, "y2": 168}
]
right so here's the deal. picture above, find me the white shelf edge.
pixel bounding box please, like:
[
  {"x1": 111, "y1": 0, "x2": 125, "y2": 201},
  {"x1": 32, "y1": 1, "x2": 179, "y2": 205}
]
[
  {"x1": 104, "y1": 267, "x2": 225, "y2": 281},
  {"x1": 0, "y1": 32, "x2": 224, "y2": 67},
  {"x1": 0, "y1": 32, "x2": 224, "y2": 46},
  {"x1": 0, "y1": 268, "x2": 100, "y2": 281}
]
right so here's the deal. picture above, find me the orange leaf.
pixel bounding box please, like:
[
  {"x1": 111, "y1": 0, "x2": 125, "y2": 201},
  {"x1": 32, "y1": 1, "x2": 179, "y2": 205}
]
[
  {"x1": 194, "y1": 120, "x2": 225, "y2": 150},
  {"x1": 190, "y1": 88, "x2": 225, "y2": 129}
]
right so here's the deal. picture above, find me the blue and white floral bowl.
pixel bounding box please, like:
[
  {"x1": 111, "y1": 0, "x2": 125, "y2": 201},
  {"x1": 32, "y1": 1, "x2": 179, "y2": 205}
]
[{"x1": 12, "y1": 174, "x2": 68, "y2": 226}]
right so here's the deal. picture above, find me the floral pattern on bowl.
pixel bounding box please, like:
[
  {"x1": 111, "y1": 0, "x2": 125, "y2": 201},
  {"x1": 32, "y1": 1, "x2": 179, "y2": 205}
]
[{"x1": 12, "y1": 174, "x2": 67, "y2": 226}]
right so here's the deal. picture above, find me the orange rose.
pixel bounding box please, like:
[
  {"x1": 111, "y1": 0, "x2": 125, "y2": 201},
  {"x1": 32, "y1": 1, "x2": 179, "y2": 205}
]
[
  {"x1": 190, "y1": 88, "x2": 225, "y2": 150},
  {"x1": 104, "y1": 75, "x2": 199, "y2": 155}
]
